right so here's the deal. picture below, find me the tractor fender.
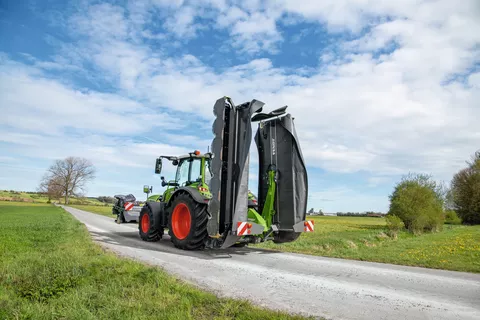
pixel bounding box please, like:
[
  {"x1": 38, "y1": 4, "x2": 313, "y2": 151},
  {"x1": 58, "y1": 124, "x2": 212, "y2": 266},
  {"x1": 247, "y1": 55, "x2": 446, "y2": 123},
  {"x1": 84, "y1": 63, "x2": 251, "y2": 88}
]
[
  {"x1": 168, "y1": 187, "x2": 208, "y2": 207},
  {"x1": 145, "y1": 201, "x2": 167, "y2": 228}
]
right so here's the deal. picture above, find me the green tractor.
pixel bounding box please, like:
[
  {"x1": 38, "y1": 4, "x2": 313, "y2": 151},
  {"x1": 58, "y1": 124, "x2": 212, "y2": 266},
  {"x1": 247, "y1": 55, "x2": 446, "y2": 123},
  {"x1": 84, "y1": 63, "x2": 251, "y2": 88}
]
[{"x1": 138, "y1": 96, "x2": 313, "y2": 250}]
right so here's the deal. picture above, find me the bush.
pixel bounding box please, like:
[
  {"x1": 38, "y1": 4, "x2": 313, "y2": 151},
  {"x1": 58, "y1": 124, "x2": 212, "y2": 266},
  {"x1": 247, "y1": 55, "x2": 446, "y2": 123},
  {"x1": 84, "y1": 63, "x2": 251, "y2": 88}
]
[
  {"x1": 388, "y1": 173, "x2": 445, "y2": 234},
  {"x1": 444, "y1": 210, "x2": 461, "y2": 225},
  {"x1": 450, "y1": 151, "x2": 480, "y2": 225},
  {"x1": 386, "y1": 214, "x2": 404, "y2": 231},
  {"x1": 385, "y1": 214, "x2": 404, "y2": 238}
]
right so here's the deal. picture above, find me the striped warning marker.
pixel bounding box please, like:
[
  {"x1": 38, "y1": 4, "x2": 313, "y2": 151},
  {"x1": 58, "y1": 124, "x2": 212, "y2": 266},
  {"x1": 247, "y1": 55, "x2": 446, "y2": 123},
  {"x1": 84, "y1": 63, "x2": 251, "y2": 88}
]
[
  {"x1": 124, "y1": 202, "x2": 134, "y2": 211},
  {"x1": 237, "y1": 222, "x2": 252, "y2": 235},
  {"x1": 304, "y1": 220, "x2": 314, "y2": 232}
]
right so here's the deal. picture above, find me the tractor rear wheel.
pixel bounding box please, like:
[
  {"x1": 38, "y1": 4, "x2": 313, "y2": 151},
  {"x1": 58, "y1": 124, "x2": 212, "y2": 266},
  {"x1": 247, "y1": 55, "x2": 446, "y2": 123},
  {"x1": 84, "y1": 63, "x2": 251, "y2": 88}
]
[
  {"x1": 168, "y1": 193, "x2": 208, "y2": 250},
  {"x1": 139, "y1": 205, "x2": 162, "y2": 242}
]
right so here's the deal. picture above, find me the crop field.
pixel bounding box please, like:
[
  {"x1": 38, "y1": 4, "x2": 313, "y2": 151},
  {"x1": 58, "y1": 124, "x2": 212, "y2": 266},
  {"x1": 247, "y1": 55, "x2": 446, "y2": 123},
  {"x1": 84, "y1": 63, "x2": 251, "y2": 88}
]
[
  {"x1": 0, "y1": 202, "x2": 309, "y2": 320},
  {"x1": 254, "y1": 216, "x2": 480, "y2": 273}
]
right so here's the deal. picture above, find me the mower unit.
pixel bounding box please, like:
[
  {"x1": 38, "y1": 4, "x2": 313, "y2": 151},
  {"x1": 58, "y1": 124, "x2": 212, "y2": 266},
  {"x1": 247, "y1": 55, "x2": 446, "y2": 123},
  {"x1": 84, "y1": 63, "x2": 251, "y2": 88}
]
[
  {"x1": 138, "y1": 96, "x2": 312, "y2": 249},
  {"x1": 112, "y1": 194, "x2": 141, "y2": 223}
]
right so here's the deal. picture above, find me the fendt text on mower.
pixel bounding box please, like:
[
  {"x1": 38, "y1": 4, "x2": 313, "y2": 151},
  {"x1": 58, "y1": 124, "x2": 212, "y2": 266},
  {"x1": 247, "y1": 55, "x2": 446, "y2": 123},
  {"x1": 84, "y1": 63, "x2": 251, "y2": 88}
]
[{"x1": 137, "y1": 96, "x2": 314, "y2": 250}]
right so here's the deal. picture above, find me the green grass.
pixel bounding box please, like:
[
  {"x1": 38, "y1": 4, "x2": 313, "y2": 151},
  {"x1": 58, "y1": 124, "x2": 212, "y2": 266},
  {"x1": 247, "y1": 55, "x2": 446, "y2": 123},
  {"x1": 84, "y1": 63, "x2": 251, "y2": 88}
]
[
  {"x1": 0, "y1": 190, "x2": 50, "y2": 203},
  {"x1": 69, "y1": 204, "x2": 114, "y2": 218},
  {"x1": 0, "y1": 190, "x2": 106, "y2": 206},
  {"x1": 0, "y1": 202, "x2": 309, "y2": 320},
  {"x1": 254, "y1": 216, "x2": 480, "y2": 273}
]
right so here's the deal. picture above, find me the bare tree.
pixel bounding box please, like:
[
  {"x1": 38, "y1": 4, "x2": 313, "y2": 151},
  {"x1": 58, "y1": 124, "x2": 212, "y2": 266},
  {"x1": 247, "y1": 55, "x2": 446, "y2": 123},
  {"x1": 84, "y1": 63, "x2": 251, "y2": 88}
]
[
  {"x1": 40, "y1": 157, "x2": 96, "y2": 204},
  {"x1": 38, "y1": 175, "x2": 63, "y2": 202}
]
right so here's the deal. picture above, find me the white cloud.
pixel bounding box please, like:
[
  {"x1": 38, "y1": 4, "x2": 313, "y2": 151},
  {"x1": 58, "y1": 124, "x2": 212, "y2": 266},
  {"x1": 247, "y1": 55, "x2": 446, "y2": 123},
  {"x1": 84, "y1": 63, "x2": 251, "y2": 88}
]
[
  {"x1": 1, "y1": 0, "x2": 479, "y2": 210},
  {"x1": 309, "y1": 187, "x2": 388, "y2": 212},
  {"x1": 163, "y1": 5, "x2": 200, "y2": 38},
  {"x1": 0, "y1": 60, "x2": 184, "y2": 136}
]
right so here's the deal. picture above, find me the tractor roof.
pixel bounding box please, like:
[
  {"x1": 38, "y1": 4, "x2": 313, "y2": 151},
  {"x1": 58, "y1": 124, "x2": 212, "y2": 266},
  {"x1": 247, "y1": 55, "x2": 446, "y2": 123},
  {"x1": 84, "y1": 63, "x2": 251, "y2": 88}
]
[{"x1": 160, "y1": 151, "x2": 213, "y2": 162}]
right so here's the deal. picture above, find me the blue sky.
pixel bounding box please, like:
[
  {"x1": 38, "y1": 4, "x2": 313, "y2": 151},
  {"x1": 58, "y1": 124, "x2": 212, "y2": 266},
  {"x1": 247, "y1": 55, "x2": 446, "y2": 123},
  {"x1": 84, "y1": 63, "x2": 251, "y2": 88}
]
[{"x1": 0, "y1": 0, "x2": 479, "y2": 212}]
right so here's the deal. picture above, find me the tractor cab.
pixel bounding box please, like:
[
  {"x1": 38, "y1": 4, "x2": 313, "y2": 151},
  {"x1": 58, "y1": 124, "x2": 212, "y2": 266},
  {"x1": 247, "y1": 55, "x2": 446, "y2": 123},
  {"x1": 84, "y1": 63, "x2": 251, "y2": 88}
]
[{"x1": 155, "y1": 151, "x2": 213, "y2": 204}]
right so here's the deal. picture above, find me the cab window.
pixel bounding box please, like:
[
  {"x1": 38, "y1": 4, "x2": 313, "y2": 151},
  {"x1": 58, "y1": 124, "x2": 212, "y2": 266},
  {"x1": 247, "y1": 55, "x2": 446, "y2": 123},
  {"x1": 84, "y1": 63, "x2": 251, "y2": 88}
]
[
  {"x1": 176, "y1": 159, "x2": 189, "y2": 186},
  {"x1": 175, "y1": 158, "x2": 202, "y2": 186},
  {"x1": 190, "y1": 158, "x2": 202, "y2": 183}
]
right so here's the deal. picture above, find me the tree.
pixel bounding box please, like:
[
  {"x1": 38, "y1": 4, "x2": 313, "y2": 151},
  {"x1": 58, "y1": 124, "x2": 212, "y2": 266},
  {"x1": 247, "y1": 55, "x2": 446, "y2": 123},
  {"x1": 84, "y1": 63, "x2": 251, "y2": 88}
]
[
  {"x1": 308, "y1": 208, "x2": 314, "y2": 214},
  {"x1": 450, "y1": 151, "x2": 480, "y2": 225},
  {"x1": 38, "y1": 175, "x2": 63, "y2": 202},
  {"x1": 40, "y1": 157, "x2": 96, "y2": 204},
  {"x1": 388, "y1": 173, "x2": 445, "y2": 234}
]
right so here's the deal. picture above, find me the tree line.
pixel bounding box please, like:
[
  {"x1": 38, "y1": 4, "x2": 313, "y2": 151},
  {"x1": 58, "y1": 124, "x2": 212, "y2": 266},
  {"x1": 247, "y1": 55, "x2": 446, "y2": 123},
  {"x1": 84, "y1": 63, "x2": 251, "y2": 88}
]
[{"x1": 387, "y1": 150, "x2": 480, "y2": 235}]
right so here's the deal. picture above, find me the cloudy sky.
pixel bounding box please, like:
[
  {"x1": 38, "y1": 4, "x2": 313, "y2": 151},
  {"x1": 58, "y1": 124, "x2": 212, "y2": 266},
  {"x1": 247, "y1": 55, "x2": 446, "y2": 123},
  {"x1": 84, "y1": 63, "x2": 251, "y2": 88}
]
[{"x1": 0, "y1": 0, "x2": 479, "y2": 212}]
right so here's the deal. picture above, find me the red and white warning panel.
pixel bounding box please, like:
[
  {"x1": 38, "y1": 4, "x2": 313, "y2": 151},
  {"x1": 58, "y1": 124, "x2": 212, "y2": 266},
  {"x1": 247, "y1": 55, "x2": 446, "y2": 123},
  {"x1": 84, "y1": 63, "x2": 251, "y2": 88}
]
[
  {"x1": 237, "y1": 221, "x2": 253, "y2": 236},
  {"x1": 124, "y1": 202, "x2": 134, "y2": 211},
  {"x1": 304, "y1": 220, "x2": 314, "y2": 232}
]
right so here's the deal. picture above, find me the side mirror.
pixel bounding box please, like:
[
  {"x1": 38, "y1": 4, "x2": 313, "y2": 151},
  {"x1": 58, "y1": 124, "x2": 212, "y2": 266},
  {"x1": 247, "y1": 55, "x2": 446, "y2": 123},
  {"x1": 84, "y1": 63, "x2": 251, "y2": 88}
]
[
  {"x1": 143, "y1": 185, "x2": 152, "y2": 194},
  {"x1": 155, "y1": 158, "x2": 162, "y2": 174}
]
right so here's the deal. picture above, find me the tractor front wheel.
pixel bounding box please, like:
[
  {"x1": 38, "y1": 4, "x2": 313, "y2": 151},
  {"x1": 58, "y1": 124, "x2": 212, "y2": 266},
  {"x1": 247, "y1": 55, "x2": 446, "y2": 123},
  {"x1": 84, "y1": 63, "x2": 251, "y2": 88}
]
[
  {"x1": 138, "y1": 205, "x2": 162, "y2": 242},
  {"x1": 168, "y1": 193, "x2": 208, "y2": 250}
]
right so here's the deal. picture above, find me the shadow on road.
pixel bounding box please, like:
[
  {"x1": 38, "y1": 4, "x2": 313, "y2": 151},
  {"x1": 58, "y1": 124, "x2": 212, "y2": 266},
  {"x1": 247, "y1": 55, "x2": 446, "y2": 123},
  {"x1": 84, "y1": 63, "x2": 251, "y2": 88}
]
[{"x1": 88, "y1": 229, "x2": 279, "y2": 260}]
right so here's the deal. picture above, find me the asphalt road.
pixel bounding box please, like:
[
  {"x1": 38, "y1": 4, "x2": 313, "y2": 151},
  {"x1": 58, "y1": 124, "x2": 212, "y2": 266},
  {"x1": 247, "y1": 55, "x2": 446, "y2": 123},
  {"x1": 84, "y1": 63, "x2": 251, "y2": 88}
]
[{"x1": 63, "y1": 205, "x2": 480, "y2": 320}]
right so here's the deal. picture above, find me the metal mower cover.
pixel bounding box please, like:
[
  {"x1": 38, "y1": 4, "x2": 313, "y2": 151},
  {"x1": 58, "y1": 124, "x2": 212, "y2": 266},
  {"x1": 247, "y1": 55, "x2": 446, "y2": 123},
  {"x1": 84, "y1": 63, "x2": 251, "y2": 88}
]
[
  {"x1": 255, "y1": 113, "x2": 308, "y2": 230},
  {"x1": 112, "y1": 194, "x2": 141, "y2": 223}
]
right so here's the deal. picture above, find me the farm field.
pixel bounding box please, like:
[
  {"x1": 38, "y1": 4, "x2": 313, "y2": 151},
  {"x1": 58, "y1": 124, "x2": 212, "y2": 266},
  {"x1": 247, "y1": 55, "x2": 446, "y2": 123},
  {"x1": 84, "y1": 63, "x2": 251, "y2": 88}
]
[
  {"x1": 254, "y1": 216, "x2": 480, "y2": 273},
  {"x1": 69, "y1": 204, "x2": 113, "y2": 218},
  {"x1": 0, "y1": 190, "x2": 105, "y2": 206},
  {"x1": 0, "y1": 202, "x2": 309, "y2": 320}
]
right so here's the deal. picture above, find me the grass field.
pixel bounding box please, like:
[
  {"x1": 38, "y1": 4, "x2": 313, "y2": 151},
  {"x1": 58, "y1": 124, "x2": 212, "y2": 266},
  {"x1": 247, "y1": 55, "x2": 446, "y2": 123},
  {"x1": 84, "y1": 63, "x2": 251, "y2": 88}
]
[
  {"x1": 0, "y1": 202, "x2": 309, "y2": 320},
  {"x1": 254, "y1": 216, "x2": 480, "y2": 273},
  {"x1": 0, "y1": 190, "x2": 106, "y2": 206},
  {"x1": 69, "y1": 204, "x2": 114, "y2": 218}
]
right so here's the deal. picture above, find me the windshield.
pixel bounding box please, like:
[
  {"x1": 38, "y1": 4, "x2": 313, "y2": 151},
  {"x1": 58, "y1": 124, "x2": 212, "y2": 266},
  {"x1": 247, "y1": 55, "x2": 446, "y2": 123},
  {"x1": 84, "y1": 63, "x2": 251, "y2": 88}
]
[{"x1": 175, "y1": 158, "x2": 203, "y2": 186}]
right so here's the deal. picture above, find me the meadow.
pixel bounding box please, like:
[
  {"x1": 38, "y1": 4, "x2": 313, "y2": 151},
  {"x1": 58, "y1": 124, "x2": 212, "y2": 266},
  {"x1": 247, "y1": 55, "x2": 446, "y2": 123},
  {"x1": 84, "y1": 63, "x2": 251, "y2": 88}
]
[
  {"x1": 69, "y1": 204, "x2": 114, "y2": 217},
  {"x1": 254, "y1": 215, "x2": 480, "y2": 273},
  {"x1": 0, "y1": 190, "x2": 106, "y2": 206},
  {"x1": 0, "y1": 202, "x2": 309, "y2": 320}
]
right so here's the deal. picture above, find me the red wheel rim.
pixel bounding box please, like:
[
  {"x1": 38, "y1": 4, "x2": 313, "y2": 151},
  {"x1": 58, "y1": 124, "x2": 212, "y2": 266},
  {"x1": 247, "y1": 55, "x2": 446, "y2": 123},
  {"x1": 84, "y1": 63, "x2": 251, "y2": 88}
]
[
  {"x1": 171, "y1": 203, "x2": 191, "y2": 240},
  {"x1": 141, "y1": 213, "x2": 150, "y2": 233}
]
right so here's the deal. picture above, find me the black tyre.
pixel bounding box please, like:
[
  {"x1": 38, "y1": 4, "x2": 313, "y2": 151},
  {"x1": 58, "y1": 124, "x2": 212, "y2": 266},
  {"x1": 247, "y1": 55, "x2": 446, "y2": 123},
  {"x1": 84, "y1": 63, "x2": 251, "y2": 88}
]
[
  {"x1": 273, "y1": 231, "x2": 301, "y2": 243},
  {"x1": 139, "y1": 205, "x2": 162, "y2": 242},
  {"x1": 168, "y1": 193, "x2": 208, "y2": 250}
]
